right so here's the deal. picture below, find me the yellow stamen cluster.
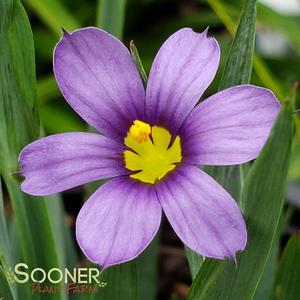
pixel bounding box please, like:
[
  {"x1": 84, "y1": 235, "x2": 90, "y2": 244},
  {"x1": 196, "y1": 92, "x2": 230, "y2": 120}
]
[
  {"x1": 129, "y1": 120, "x2": 151, "y2": 143},
  {"x1": 124, "y1": 120, "x2": 182, "y2": 184}
]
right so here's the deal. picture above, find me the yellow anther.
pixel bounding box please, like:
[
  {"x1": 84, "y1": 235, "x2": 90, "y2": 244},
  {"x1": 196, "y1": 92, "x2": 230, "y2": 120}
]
[
  {"x1": 129, "y1": 120, "x2": 151, "y2": 143},
  {"x1": 124, "y1": 120, "x2": 182, "y2": 184}
]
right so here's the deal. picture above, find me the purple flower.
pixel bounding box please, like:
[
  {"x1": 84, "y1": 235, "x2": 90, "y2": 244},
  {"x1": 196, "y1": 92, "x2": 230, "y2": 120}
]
[{"x1": 19, "y1": 27, "x2": 280, "y2": 268}]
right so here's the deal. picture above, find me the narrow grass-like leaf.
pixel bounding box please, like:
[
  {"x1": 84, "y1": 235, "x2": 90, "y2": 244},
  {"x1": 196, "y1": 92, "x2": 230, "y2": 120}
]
[
  {"x1": 0, "y1": 180, "x2": 16, "y2": 299},
  {"x1": 207, "y1": 0, "x2": 285, "y2": 99},
  {"x1": 188, "y1": 101, "x2": 293, "y2": 300},
  {"x1": 130, "y1": 40, "x2": 147, "y2": 87},
  {"x1": 23, "y1": 0, "x2": 80, "y2": 37},
  {"x1": 271, "y1": 233, "x2": 300, "y2": 300},
  {"x1": 288, "y1": 137, "x2": 300, "y2": 180},
  {"x1": 185, "y1": 246, "x2": 203, "y2": 279},
  {"x1": 96, "y1": 0, "x2": 126, "y2": 39},
  {"x1": 88, "y1": 261, "x2": 138, "y2": 300},
  {"x1": 0, "y1": 1, "x2": 40, "y2": 297},
  {"x1": 7, "y1": 218, "x2": 21, "y2": 299},
  {"x1": 185, "y1": 0, "x2": 256, "y2": 276},
  {"x1": 0, "y1": 181, "x2": 12, "y2": 272},
  {"x1": 0, "y1": 265, "x2": 14, "y2": 300},
  {"x1": 137, "y1": 235, "x2": 160, "y2": 300},
  {"x1": 253, "y1": 208, "x2": 291, "y2": 300},
  {"x1": 219, "y1": 0, "x2": 256, "y2": 88},
  {"x1": 0, "y1": 0, "x2": 64, "y2": 298}
]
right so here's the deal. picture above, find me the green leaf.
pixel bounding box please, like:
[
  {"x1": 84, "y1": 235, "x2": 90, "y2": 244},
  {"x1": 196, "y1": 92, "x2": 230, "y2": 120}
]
[
  {"x1": 130, "y1": 40, "x2": 147, "y2": 87},
  {"x1": 0, "y1": 180, "x2": 12, "y2": 271},
  {"x1": 0, "y1": 180, "x2": 16, "y2": 299},
  {"x1": 0, "y1": 6, "x2": 40, "y2": 297},
  {"x1": 188, "y1": 101, "x2": 293, "y2": 300},
  {"x1": 88, "y1": 261, "x2": 138, "y2": 300},
  {"x1": 219, "y1": 0, "x2": 256, "y2": 88},
  {"x1": 46, "y1": 194, "x2": 78, "y2": 267},
  {"x1": 96, "y1": 0, "x2": 127, "y2": 39},
  {"x1": 22, "y1": 0, "x2": 80, "y2": 37},
  {"x1": 46, "y1": 194, "x2": 79, "y2": 300},
  {"x1": 253, "y1": 208, "x2": 292, "y2": 300},
  {"x1": 271, "y1": 233, "x2": 300, "y2": 300},
  {"x1": 185, "y1": 246, "x2": 203, "y2": 279},
  {"x1": 0, "y1": 265, "x2": 14, "y2": 300},
  {"x1": 185, "y1": 0, "x2": 256, "y2": 277},
  {"x1": 207, "y1": 0, "x2": 285, "y2": 99},
  {"x1": 288, "y1": 137, "x2": 300, "y2": 180},
  {"x1": 137, "y1": 234, "x2": 160, "y2": 300},
  {"x1": 0, "y1": 0, "x2": 65, "y2": 298}
]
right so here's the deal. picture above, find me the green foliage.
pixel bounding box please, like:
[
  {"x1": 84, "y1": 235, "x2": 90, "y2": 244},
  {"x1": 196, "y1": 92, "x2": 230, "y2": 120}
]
[
  {"x1": 0, "y1": 265, "x2": 14, "y2": 300},
  {"x1": 89, "y1": 262, "x2": 138, "y2": 300},
  {"x1": 271, "y1": 233, "x2": 300, "y2": 300},
  {"x1": 219, "y1": 0, "x2": 256, "y2": 87},
  {"x1": 207, "y1": 0, "x2": 285, "y2": 99},
  {"x1": 187, "y1": 0, "x2": 293, "y2": 299},
  {"x1": 137, "y1": 235, "x2": 160, "y2": 300},
  {"x1": 22, "y1": 0, "x2": 80, "y2": 36},
  {"x1": 188, "y1": 97, "x2": 294, "y2": 300},
  {"x1": 96, "y1": 0, "x2": 126, "y2": 39},
  {"x1": 130, "y1": 40, "x2": 148, "y2": 86},
  {"x1": 185, "y1": 0, "x2": 257, "y2": 277},
  {"x1": 0, "y1": 1, "x2": 69, "y2": 299}
]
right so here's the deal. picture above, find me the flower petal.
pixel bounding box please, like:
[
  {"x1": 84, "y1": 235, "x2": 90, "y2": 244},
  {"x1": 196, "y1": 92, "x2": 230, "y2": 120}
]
[
  {"x1": 54, "y1": 27, "x2": 145, "y2": 141},
  {"x1": 76, "y1": 177, "x2": 161, "y2": 267},
  {"x1": 156, "y1": 165, "x2": 247, "y2": 259},
  {"x1": 180, "y1": 85, "x2": 280, "y2": 165},
  {"x1": 19, "y1": 133, "x2": 127, "y2": 195},
  {"x1": 146, "y1": 28, "x2": 220, "y2": 134}
]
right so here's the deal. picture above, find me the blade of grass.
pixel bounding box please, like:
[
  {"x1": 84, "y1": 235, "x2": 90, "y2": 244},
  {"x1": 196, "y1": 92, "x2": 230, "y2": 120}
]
[
  {"x1": 0, "y1": 180, "x2": 16, "y2": 299},
  {"x1": 96, "y1": 0, "x2": 126, "y2": 39},
  {"x1": 185, "y1": 246, "x2": 204, "y2": 279},
  {"x1": 137, "y1": 234, "x2": 160, "y2": 300},
  {"x1": 88, "y1": 261, "x2": 138, "y2": 300},
  {"x1": 188, "y1": 98, "x2": 293, "y2": 300},
  {"x1": 185, "y1": 0, "x2": 257, "y2": 276},
  {"x1": 0, "y1": 1, "x2": 66, "y2": 298},
  {"x1": 22, "y1": 0, "x2": 80, "y2": 37},
  {"x1": 253, "y1": 208, "x2": 292, "y2": 300},
  {"x1": 0, "y1": 265, "x2": 14, "y2": 300},
  {"x1": 271, "y1": 233, "x2": 300, "y2": 300},
  {"x1": 130, "y1": 40, "x2": 147, "y2": 86},
  {"x1": 207, "y1": 0, "x2": 285, "y2": 99},
  {"x1": 218, "y1": 0, "x2": 256, "y2": 88}
]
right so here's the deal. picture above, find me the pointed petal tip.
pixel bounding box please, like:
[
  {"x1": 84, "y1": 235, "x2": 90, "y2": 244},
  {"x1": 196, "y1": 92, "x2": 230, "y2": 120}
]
[
  {"x1": 129, "y1": 39, "x2": 135, "y2": 47},
  {"x1": 61, "y1": 27, "x2": 70, "y2": 37},
  {"x1": 203, "y1": 26, "x2": 210, "y2": 36},
  {"x1": 232, "y1": 255, "x2": 238, "y2": 269}
]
